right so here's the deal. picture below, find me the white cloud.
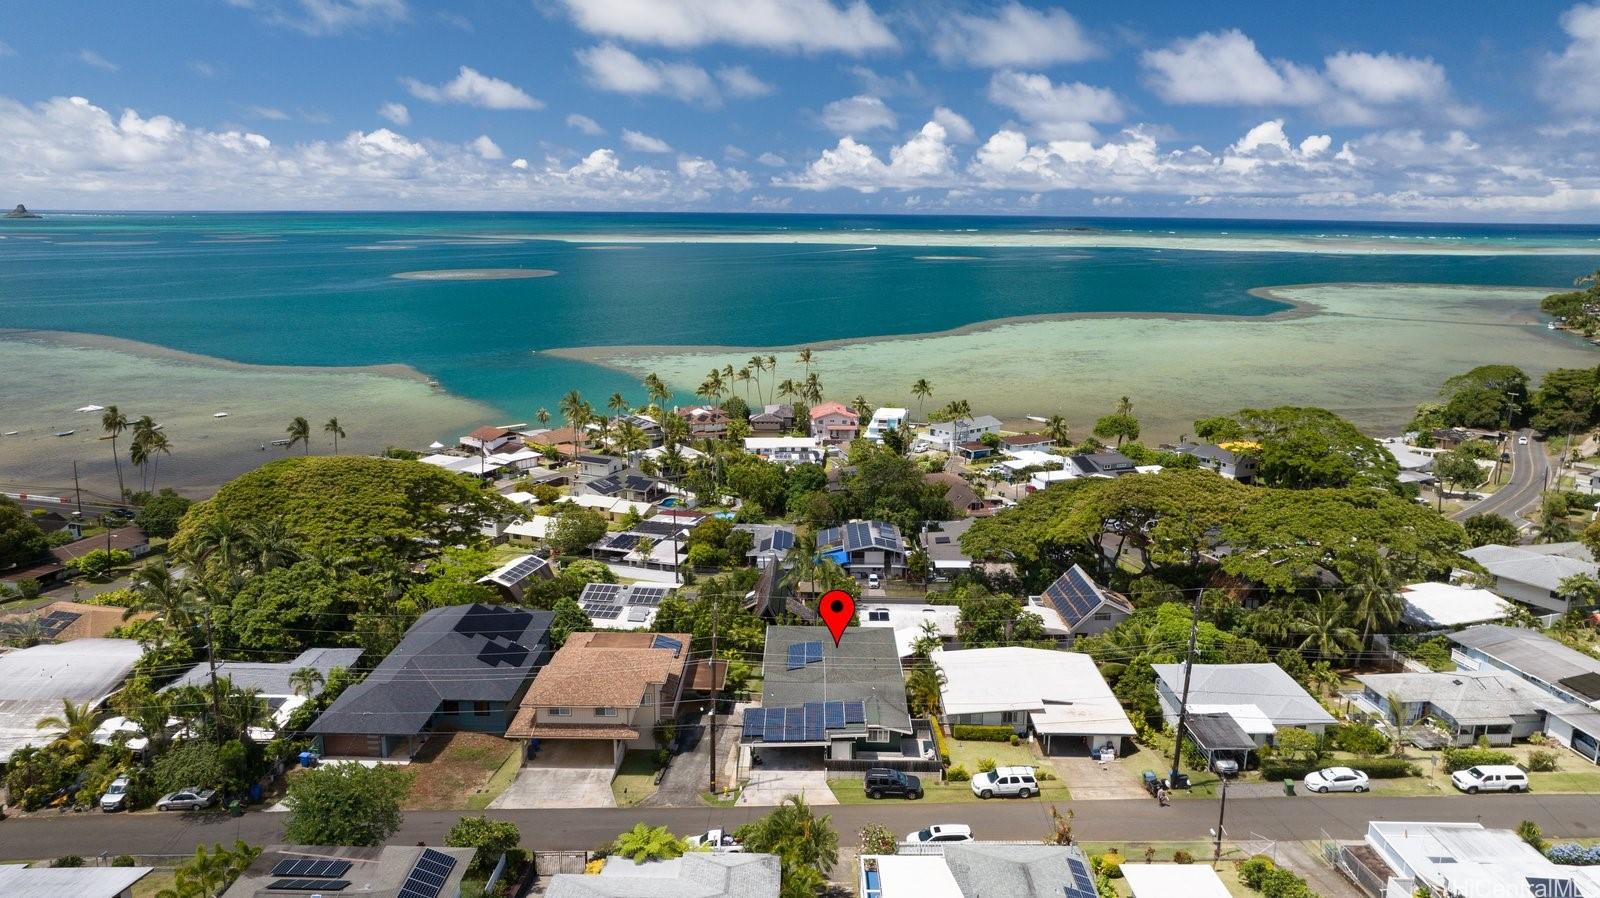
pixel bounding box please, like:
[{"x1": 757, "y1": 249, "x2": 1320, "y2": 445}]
[
  {"x1": 1324, "y1": 51, "x2": 1447, "y2": 104},
  {"x1": 1300, "y1": 134, "x2": 1333, "y2": 158},
  {"x1": 576, "y1": 43, "x2": 718, "y2": 105},
  {"x1": 566, "y1": 113, "x2": 605, "y2": 136},
  {"x1": 717, "y1": 65, "x2": 775, "y2": 98},
  {"x1": 244, "y1": 105, "x2": 290, "y2": 121},
  {"x1": 225, "y1": 0, "x2": 409, "y2": 35},
  {"x1": 1540, "y1": 4, "x2": 1600, "y2": 112},
  {"x1": 78, "y1": 49, "x2": 118, "y2": 72},
  {"x1": 723, "y1": 144, "x2": 748, "y2": 160},
  {"x1": 758, "y1": 151, "x2": 787, "y2": 166},
  {"x1": 931, "y1": 3, "x2": 1098, "y2": 68},
  {"x1": 471, "y1": 135, "x2": 503, "y2": 160},
  {"x1": 378, "y1": 102, "x2": 410, "y2": 125},
  {"x1": 985, "y1": 70, "x2": 1123, "y2": 140},
  {"x1": 932, "y1": 106, "x2": 975, "y2": 143},
  {"x1": 780, "y1": 120, "x2": 957, "y2": 191},
  {"x1": 437, "y1": 10, "x2": 472, "y2": 31},
  {"x1": 0, "y1": 93, "x2": 752, "y2": 209},
  {"x1": 820, "y1": 94, "x2": 896, "y2": 134},
  {"x1": 555, "y1": 0, "x2": 895, "y2": 53},
  {"x1": 402, "y1": 66, "x2": 542, "y2": 110},
  {"x1": 511, "y1": 157, "x2": 528, "y2": 169},
  {"x1": 847, "y1": 66, "x2": 925, "y2": 99},
  {"x1": 0, "y1": 41, "x2": 14, "y2": 58},
  {"x1": 622, "y1": 129, "x2": 673, "y2": 153}
]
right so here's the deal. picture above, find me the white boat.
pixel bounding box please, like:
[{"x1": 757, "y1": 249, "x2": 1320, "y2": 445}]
[
  {"x1": 55, "y1": 430, "x2": 75, "y2": 437},
  {"x1": 74, "y1": 404, "x2": 104, "y2": 413},
  {"x1": 270, "y1": 438, "x2": 291, "y2": 447},
  {"x1": 2, "y1": 431, "x2": 17, "y2": 436},
  {"x1": 213, "y1": 412, "x2": 229, "y2": 418},
  {"x1": 1025, "y1": 415, "x2": 1049, "y2": 423}
]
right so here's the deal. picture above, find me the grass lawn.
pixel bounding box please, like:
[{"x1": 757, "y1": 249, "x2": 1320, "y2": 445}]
[
  {"x1": 612, "y1": 750, "x2": 661, "y2": 807},
  {"x1": 944, "y1": 737, "x2": 1048, "y2": 774},
  {"x1": 132, "y1": 869, "x2": 178, "y2": 898},
  {"x1": 402, "y1": 732, "x2": 522, "y2": 811},
  {"x1": 1407, "y1": 742, "x2": 1600, "y2": 794}
]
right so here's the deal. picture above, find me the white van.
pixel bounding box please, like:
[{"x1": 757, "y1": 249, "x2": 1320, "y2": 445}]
[
  {"x1": 970, "y1": 765, "x2": 1039, "y2": 799},
  {"x1": 1450, "y1": 764, "x2": 1529, "y2": 794}
]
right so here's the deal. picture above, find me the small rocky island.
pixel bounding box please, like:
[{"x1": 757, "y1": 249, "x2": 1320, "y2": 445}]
[{"x1": 4, "y1": 204, "x2": 41, "y2": 219}]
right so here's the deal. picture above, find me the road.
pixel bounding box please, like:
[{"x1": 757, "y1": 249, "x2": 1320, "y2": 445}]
[
  {"x1": 1452, "y1": 429, "x2": 1548, "y2": 526},
  {"x1": 7, "y1": 793, "x2": 1600, "y2": 860}
]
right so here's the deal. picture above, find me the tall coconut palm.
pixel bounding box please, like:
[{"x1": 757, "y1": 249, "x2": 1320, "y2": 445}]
[
  {"x1": 608, "y1": 392, "x2": 629, "y2": 417},
  {"x1": 101, "y1": 405, "x2": 129, "y2": 500},
  {"x1": 245, "y1": 518, "x2": 301, "y2": 573},
  {"x1": 911, "y1": 379, "x2": 932, "y2": 417},
  {"x1": 289, "y1": 666, "x2": 324, "y2": 698},
  {"x1": 145, "y1": 431, "x2": 172, "y2": 491},
  {"x1": 1045, "y1": 415, "x2": 1071, "y2": 446},
  {"x1": 129, "y1": 434, "x2": 152, "y2": 493},
  {"x1": 286, "y1": 416, "x2": 311, "y2": 454},
  {"x1": 803, "y1": 372, "x2": 823, "y2": 404},
  {"x1": 559, "y1": 390, "x2": 587, "y2": 455},
  {"x1": 764, "y1": 355, "x2": 777, "y2": 401},
  {"x1": 188, "y1": 515, "x2": 250, "y2": 584},
  {"x1": 644, "y1": 372, "x2": 671, "y2": 411},
  {"x1": 797, "y1": 347, "x2": 814, "y2": 376},
  {"x1": 1344, "y1": 550, "x2": 1399, "y2": 648},
  {"x1": 735, "y1": 367, "x2": 753, "y2": 401},
  {"x1": 36, "y1": 699, "x2": 97, "y2": 755},
  {"x1": 323, "y1": 417, "x2": 345, "y2": 454},
  {"x1": 536, "y1": 407, "x2": 550, "y2": 427},
  {"x1": 128, "y1": 561, "x2": 195, "y2": 626},
  {"x1": 777, "y1": 378, "x2": 798, "y2": 404},
  {"x1": 1292, "y1": 593, "x2": 1362, "y2": 663}
]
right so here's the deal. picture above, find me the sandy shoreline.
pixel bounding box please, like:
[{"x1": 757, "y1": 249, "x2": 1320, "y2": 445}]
[{"x1": 484, "y1": 230, "x2": 1600, "y2": 256}]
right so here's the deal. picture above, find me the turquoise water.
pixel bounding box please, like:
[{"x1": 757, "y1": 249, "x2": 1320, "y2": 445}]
[{"x1": 2, "y1": 212, "x2": 1598, "y2": 421}]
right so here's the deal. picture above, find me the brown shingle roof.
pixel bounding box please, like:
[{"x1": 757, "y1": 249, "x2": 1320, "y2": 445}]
[
  {"x1": 506, "y1": 716, "x2": 641, "y2": 740},
  {"x1": 468, "y1": 425, "x2": 511, "y2": 441},
  {"x1": 519, "y1": 631, "x2": 690, "y2": 710}
]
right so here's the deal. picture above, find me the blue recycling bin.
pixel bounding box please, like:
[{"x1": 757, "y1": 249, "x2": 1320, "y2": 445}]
[
  {"x1": 248, "y1": 783, "x2": 263, "y2": 803},
  {"x1": 299, "y1": 750, "x2": 318, "y2": 768}
]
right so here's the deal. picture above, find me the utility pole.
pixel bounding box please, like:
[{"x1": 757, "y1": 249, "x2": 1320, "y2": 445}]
[
  {"x1": 708, "y1": 593, "x2": 720, "y2": 794},
  {"x1": 72, "y1": 461, "x2": 84, "y2": 518},
  {"x1": 1212, "y1": 774, "x2": 1230, "y2": 866},
  {"x1": 1169, "y1": 586, "x2": 1206, "y2": 783}
]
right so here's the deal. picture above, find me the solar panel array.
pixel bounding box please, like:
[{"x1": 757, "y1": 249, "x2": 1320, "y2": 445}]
[
  {"x1": 741, "y1": 700, "x2": 865, "y2": 743},
  {"x1": 268, "y1": 878, "x2": 350, "y2": 891},
  {"x1": 651, "y1": 634, "x2": 684, "y2": 656},
  {"x1": 489, "y1": 555, "x2": 547, "y2": 585},
  {"x1": 1064, "y1": 857, "x2": 1096, "y2": 898},
  {"x1": 629, "y1": 585, "x2": 670, "y2": 607},
  {"x1": 270, "y1": 859, "x2": 353, "y2": 878},
  {"x1": 784, "y1": 640, "x2": 824, "y2": 670},
  {"x1": 580, "y1": 583, "x2": 625, "y2": 620},
  {"x1": 1042, "y1": 566, "x2": 1105, "y2": 627},
  {"x1": 633, "y1": 519, "x2": 688, "y2": 537},
  {"x1": 397, "y1": 848, "x2": 458, "y2": 898},
  {"x1": 453, "y1": 605, "x2": 532, "y2": 641},
  {"x1": 477, "y1": 637, "x2": 531, "y2": 668}
]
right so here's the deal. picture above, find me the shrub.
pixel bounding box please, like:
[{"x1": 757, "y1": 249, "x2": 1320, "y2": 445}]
[
  {"x1": 859, "y1": 823, "x2": 898, "y2": 855},
  {"x1": 929, "y1": 714, "x2": 952, "y2": 764},
  {"x1": 153, "y1": 739, "x2": 227, "y2": 794},
  {"x1": 1010, "y1": 734, "x2": 1020, "y2": 746},
  {"x1": 1096, "y1": 851, "x2": 1124, "y2": 879},
  {"x1": 1518, "y1": 820, "x2": 1547, "y2": 852},
  {"x1": 1239, "y1": 856, "x2": 1276, "y2": 890},
  {"x1": 51, "y1": 856, "x2": 85, "y2": 868},
  {"x1": 1332, "y1": 723, "x2": 1390, "y2": 757},
  {"x1": 1262, "y1": 757, "x2": 1417, "y2": 780},
  {"x1": 1173, "y1": 849, "x2": 1194, "y2": 864},
  {"x1": 111, "y1": 855, "x2": 137, "y2": 867},
  {"x1": 1529, "y1": 732, "x2": 1549, "y2": 746},
  {"x1": 951, "y1": 724, "x2": 1016, "y2": 742},
  {"x1": 446, "y1": 816, "x2": 522, "y2": 873},
  {"x1": 1547, "y1": 843, "x2": 1600, "y2": 865},
  {"x1": 976, "y1": 757, "x2": 997, "y2": 773},
  {"x1": 945, "y1": 764, "x2": 971, "y2": 782},
  {"x1": 284, "y1": 764, "x2": 413, "y2": 847},
  {"x1": 1441, "y1": 747, "x2": 1516, "y2": 772},
  {"x1": 1036, "y1": 769, "x2": 1056, "y2": 781},
  {"x1": 1528, "y1": 750, "x2": 1560, "y2": 772}
]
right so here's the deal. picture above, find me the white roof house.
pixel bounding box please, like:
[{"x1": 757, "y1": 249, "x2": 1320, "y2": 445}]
[
  {"x1": 0, "y1": 865, "x2": 155, "y2": 898},
  {"x1": 1399, "y1": 581, "x2": 1511, "y2": 629},
  {"x1": 1121, "y1": 865, "x2": 1232, "y2": 898},
  {"x1": 555, "y1": 493, "x2": 655, "y2": 518},
  {"x1": 743, "y1": 436, "x2": 823, "y2": 464},
  {"x1": 858, "y1": 604, "x2": 959, "y2": 658},
  {"x1": 0, "y1": 638, "x2": 145, "y2": 763},
  {"x1": 865, "y1": 408, "x2": 910, "y2": 442},
  {"x1": 547, "y1": 854, "x2": 780, "y2": 898},
  {"x1": 506, "y1": 516, "x2": 554, "y2": 542},
  {"x1": 934, "y1": 647, "x2": 1134, "y2": 755},
  {"x1": 1357, "y1": 822, "x2": 1600, "y2": 898},
  {"x1": 418, "y1": 453, "x2": 495, "y2": 475}
]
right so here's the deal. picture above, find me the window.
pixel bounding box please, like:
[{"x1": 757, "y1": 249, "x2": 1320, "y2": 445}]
[
  {"x1": 439, "y1": 700, "x2": 458, "y2": 715},
  {"x1": 596, "y1": 707, "x2": 618, "y2": 717},
  {"x1": 474, "y1": 701, "x2": 492, "y2": 717},
  {"x1": 999, "y1": 711, "x2": 1019, "y2": 724},
  {"x1": 548, "y1": 707, "x2": 571, "y2": 717},
  {"x1": 1092, "y1": 611, "x2": 1113, "y2": 621}
]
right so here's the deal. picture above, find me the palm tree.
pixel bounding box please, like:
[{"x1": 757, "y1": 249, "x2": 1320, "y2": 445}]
[
  {"x1": 777, "y1": 378, "x2": 797, "y2": 404},
  {"x1": 612, "y1": 823, "x2": 687, "y2": 863},
  {"x1": 1344, "y1": 550, "x2": 1399, "y2": 648},
  {"x1": 608, "y1": 392, "x2": 629, "y2": 417},
  {"x1": 1116, "y1": 395, "x2": 1134, "y2": 416},
  {"x1": 36, "y1": 699, "x2": 97, "y2": 755},
  {"x1": 1045, "y1": 415, "x2": 1070, "y2": 446},
  {"x1": 129, "y1": 432, "x2": 152, "y2": 493},
  {"x1": 323, "y1": 417, "x2": 345, "y2": 453},
  {"x1": 101, "y1": 406, "x2": 129, "y2": 500},
  {"x1": 287, "y1": 666, "x2": 325, "y2": 699},
  {"x1": 145, "y1": 431, "x2": 172, "y2": 490},
  {"x1": 128, "y1": 561, "x2": 195, "y2": 626},
  {"x1": 614, "y1": 421, "x2": 648, "y2": 459},
  {"x1": 736, "y1": 367, "x2": 753, "y2": 401},
  {"x1": 1292, "y1": 593, "x2": 1361, "y2": 663},
  {"x1": 644, "y1": 372, "x2": 671, "y2": 411},
  {"x1": 851, "y1": 395, "x2": 872, "y2": 422},
  {"x1": 911, "y1": 378, "x2": 932, "y2": 417},
  {"x1": 747, "y1": 355, "x2": 766, "y2": 401},
  {"x1": 536, "y1": 407, "x2": 550, "y2": 427},
  {"x1": 559, "y1": 390, "x2": 587, "y2": 456},
  {"x1": 189, "y1": 515, "x2": 251, "y2": 584},
  {"x1": 803, "y1": 372, "x2": 823, "y2": 404},
  {"x1": 245, "y1": 518, "x2": 300, "y2": 573},
  {"x1": 1308, "y1": 660, "x2": 1341, "y2": 699},
  {"x1": 797, "y1": 347, "x2": 814, "y2": 377},
  {"x1": 286, "y1": 416, "x2": 311, "y2": 454},
  {"x1": 905, "y1": 664, "x2": 946, "y2": 717}
]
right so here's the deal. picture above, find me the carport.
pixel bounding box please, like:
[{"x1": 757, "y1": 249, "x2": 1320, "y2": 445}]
[
  {"x1": 737, "y1": 746, "x2": 837, "y2": 806},
  {"x1": 1184, "y1": 713, "x2": 1258, "y2": 770}
]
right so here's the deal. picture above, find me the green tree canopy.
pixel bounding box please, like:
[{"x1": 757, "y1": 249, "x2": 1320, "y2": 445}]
[
  {"x1": 1464, "y1": 513, "x2": 1520, "y2": 547},
  {"x1": 835, "y1": 443, "x2": 954, "y2": 533},
  {"x1": 446, "y1": 816, "x2": 521, "y2": 873},
  {"x1": 1531, "y1": 367, "x2": 1599, "y2": 435},
  {"x1": 952, "y1": 587, "x2": 1052, "y2": 648},
  {"x1": 0, "y1": 496, "x2": 50, "y2": 571},
  {"x1": 547, "y1": 504, "x2": 608, "y2": 556},
  {"x1": 1217, "y1": 406, "x2": 1399, "y2": 490},
  {"x1": 221, "y1": 560, "x2": 378, "y2": 654},
  {"x1": 134, "y1": 488, "x2": 193, "y2": 539},
  {"x1": 735, "y1": 796, "x2": 839, "y2": 898},
  {"x1": 1439, "y1": 364, "x2": 1530, "y2": 428},
  {"x1": 283, "y1": 763, "x2": 412, "y2": 847}
]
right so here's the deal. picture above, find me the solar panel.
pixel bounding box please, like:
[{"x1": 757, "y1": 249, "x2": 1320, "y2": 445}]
[
  {"x1": 477, "y1": 638, "x2": 530, "y2": 668},
  {"x1": 784, "y1": 708, "x2": 804, "y2": 741},
  {"x1": 824, "y1": 701, "x2": 845, "y2": 728},
  {"x1": 582, "y1": 602, "x2": 622, "y2": 620},
  {"x1": 397, "y1": 849, "x2": 458, "y2": 898},
  {"x1": 743, "y1": 708, "x2": 765, "y2": 739},
  {"x1": 270, "y1": 859, "x2": 353, "y2": 878},
  {"x1": 651, "y1": 634, "x2": 683, "y2": 656},
  {"x1": 786, "y1": 643, "x2": 806, "y2": 670},
  {"x1": 1063, "y1": 857, "x2": 1097, "y2": 898},
  {"x1": 268, "y1": 879, "x2": 350, "y2": 892},
  {"x1": 804, "y1": 702, "x2": 825, "y2": 741},
  {"x1": 843, "y1": 701, "x2": 865, "y2": 724},
  {"x1": 1043, "y1": 566, "x2": 1105, "y2": 626},
  {"x1": 763, "y1": 707, "x2": 785, "y2": 742},
  {"x1": 805, "y1": 641, "x2": 823, "y2": 663},
  {"x1": 629, "y1": 586, "x2": 670, "y2": 607},
  {"x1": 453, "y1": 605, "x2": 532, "y2": 640},
  {"x1": 581, "y1": 583, "x2": 623, "y2": 602}
]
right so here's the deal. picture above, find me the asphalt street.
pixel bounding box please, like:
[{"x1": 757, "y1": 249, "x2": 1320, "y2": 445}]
[
  {"x1": 1452, "y1": 428, "x2": 1548, "y2": 525},
  {"x1": 7, "y1": 793, "x2": 1600, "y2": 860}
]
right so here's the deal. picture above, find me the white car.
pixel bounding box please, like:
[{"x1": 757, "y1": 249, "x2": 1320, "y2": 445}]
[
  {"x1": 867, "y1": 573, "x2": 881, "y2": 590},
  {"x1": 99, "y1": 775, "x2": 131, "y2": 812},
  {"x1": 1518, "y1": 436, "x2": 1529, "y2": 445},
  {"x1": 969, "y1": 766, "x2": 1038, "y2": 799},
  {"x1": 1303, "y1": 767, "x2": 1370, "y2": 794},
  {"x1": 905, "y1": 824, "x2": 973, "y2": 844},
  {"x1": 686, "y1": 829, "x2": 743, "y2": 852}
]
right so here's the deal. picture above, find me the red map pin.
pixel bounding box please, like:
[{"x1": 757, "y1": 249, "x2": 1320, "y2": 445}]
[{"x1": 820, "y1": 589, "x2": 855, "y2": 647}]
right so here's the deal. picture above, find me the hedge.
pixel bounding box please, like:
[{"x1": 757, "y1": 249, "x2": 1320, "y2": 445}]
[
  {"x1": 1261, "y1": 758, "x2": 1419, "y2": 780},
  {"x1": 1237, "y1": 855, "x2": 1317, "y2": 898},
  {"x1": 1442, "y1": 747, "x2": 1516, "y2": 773},
  {"x1": 952, "y1": 724, "x2": 1017, "y2": 742},
  {"x1": 929, "y1": 713, "x2": 952, "y2": 765}
]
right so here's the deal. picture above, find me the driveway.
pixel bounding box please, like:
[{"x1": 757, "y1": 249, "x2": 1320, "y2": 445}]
[
  {"x1": 1052, "y1": 757, "x2": 1151, "y2": 801},
  {"x1": 488, "y1": 741, "x2": 617, "y2": 810},
  {"x1": 737, "y1": 747, "x2": 838, "y2": 807},
  {"x1": 646, "y1": 709, "x2": 744, "y2": 806}
]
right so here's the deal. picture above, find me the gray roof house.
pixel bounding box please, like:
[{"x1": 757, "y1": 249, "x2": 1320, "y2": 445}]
[
  {"x1": 1174, "y1": 442, "x2": 1258, "y2": 482},
  {"x1": 166, "y1": 646, "x2": 362, "y2": 738},
  {"x1": 222, "y1": 845, "x2": 473, "y2": 898},
  {"x1": 1354, "y1": 671, "x2": 1550, "y2": 746},
  {"x1": 1033, "y1": 564, "x2": 1133, "y2": 638},
  {"x1": 477, "y1": 553, "x2": 556, "y2": 602},
  {"x1": 1447, "y1": 625, "x2": 1600, "y2": 762},
  {"x1": 0, "y1": 638, "x2": 145, "y2": 764},
  {"x1": 1067, "y1": 451, "x2": 1137, "y2": 478},
  {"x1": 1151, "y1": 662, "x2": 1336, "y2": 743},
  {"x1": 1460, "y1": 543, "x2": 1600, "y2": 614},
  {"x1": 859, "y1": 844, "x2": 1099, "y2": 898},
  {"x1": 736, "y1": 523, "x2": 796, "y2": 567},
  {"x1": 817, "y1": 520, "x2": 907, "y2": 579},
  {"x1": 308, "y1": 604, "x2": 552, "y2": 759},
  {"x1": 747, "y1": 625, "x2": 913, "y2": 759},
  {"x1": 921, "y1": 518, "x2": 976, "y2": 576},
  {"x1": 547, "y1": 854, "x2": 780, "y2": 898}
]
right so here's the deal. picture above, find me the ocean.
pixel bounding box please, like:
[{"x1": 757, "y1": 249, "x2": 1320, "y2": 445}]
[{"x1": 2, "y1": 212, "x2": 1598, "y2": 493}]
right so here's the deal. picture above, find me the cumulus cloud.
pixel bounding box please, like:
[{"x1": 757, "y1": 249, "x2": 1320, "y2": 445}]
[
  {"x1": 780, "y1": 120, "x2": 957, "y2": 191},
  {"x1": 758, "y1": 151, "x2": 787, "y2": 166},
  {"x1": 555, "y1": 0, "x2": 895, "y2": 53},
  {"x1": 576, "y1": 43, "x2": 718, "y2": 106},
  {"x1": 986, "y1": 70, "x2": 1123, "y2": 140},
  {"x1": 932, "y1": 106, "x2": 975, "y2": 143},
  {"x1": 378, "y1": 102, "x2": 410, "y2": 125},
  {"x1": 470, "y1": 134, "x2": 503, "y2": 160},
  {"x1": 716, "y1": 65, "x2": 775, "y2": 98},
  {"x1": 224, "y1": 0, "x2": 409, "y2": 35},
  {"x1": 78, "y1": 49, "x2": 118, "y2": 72},
  {"x1": 621, "y1": 129, "x2": 673, "y2": 153},
  {"x1": 931, "y1": 3, "x2": 1098, "y2": 68},
  {"x1": 0, "y1": 93, "x2": 750, "y2": 209},
  {"x1": 403, "y1": 66, "x2": 542, "y2": 110},
  {"x1": 820, "y1": 94, "x2": 896, "y2": 134},
  {"x1": 566, "y1": 113, "x2": 605, "y2": 135},
  {"x1": 1540, "y1": 4, "x2": 1600, "y2": 112}
]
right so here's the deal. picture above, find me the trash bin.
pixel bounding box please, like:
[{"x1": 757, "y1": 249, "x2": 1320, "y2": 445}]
[
  {"x1": 228, "y1": 800, "x2": 243, "y2": 818},
  {"x1": 1284, "y1": 778, "x2": 1295, "y2": 796},
  {"x1": 298, "y1": 750, "x2": 318, "y2": 769},
  {"x1": 248, "y1": 783, "x2": 263, "y2": 804}
]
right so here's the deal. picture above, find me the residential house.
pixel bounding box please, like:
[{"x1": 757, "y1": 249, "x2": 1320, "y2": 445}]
[
  {"x1": 1353, "y1": 671, "x2": 1548, "y2": 746},
  {"x1": 810, "y1": 401, "x2": 860, "y2": 443},
  {"x1": 925, "y1": 472, "x2": 986, "y2": 516},
  {"x1": 419, "y1": 452, "x2": 500, "y2": 478},
  {"x1": 1067, "y1": 451, "x2": 1137, "y2": 478},
  {"x1": 1174, "y1": 442, "x2": 1259, "y2": 482},
  {"x1": 953, "y1": 441, "x2": 993, "y2": 460},
  {"x1": 0, "y1": 638, "x2": 145, "y2": 763},
  {"x1": 1448, "y1": 624, "x2": 1600, "y2": 763},
  {"x1": 1122, "y1": 865, "x2": 1233, "y2": 898},
  {"x1": 745, "y1": 625, "x2": 916, "y2": 762},
  {"x1": 744, "y1": 435, "x2": 824, "y2": 465},
  {"x1": 860, "y1": 844, "x2": 1098, "y2": 898},
  {"x1": 615, "y1": 413, "x2": 665, "y2": 448},
  {"x1": 1151, "y1": 662, "x2": 1336, "y2": 752},
  {"x1": 1340, "y1": 822, "x2": 1600, "y2": 898},
  {"x1": 1030, "y1": 565, "x2": 1133, "y2": 639},
  {"x1": 577, "y1": 453, "x2": 626, "y2": 480},
  {"x1": 748, "y1": 404, "x2": 795, "y2": 435},
  {"x1": 555, "y1": 493, "x2": 656, "y2": 522},
  {"x1": 736, "y1": 523, "x2": 796, "y2": 567},
  {"x1": 222, "y1": 845, "x2": 474, "y2": 898},
  {"x1": 865, "y1": 407, "x2": 908, "y2": 443},
  {"x1": 482, "y1": 448, "x2": 545, "y2": 472},
  {"x1": 1459, "y1": 544, "x2": 1600, "y2": 615},
  {"x1": 744, "y1": 562, "x2": 814, "y2": 622},
  {"x1": 1001, "y1": 433, "x2": 1054, "y2": 453},
  {"x1": 1431, "y1": 427, "x2": 1503, "y2": 449},
  {"x1": 676, "y1": 405, "x2": 730, "y2": 439},
  {"x1": 1, "y1": 526, "x2": 151, "y2": 588},
  {"x1": 460, "y1": 425, "x2": 514, "y2": 452},
  {"x1": 504, "y1": 515, "x2": 554, "y2": 548},
  {"x1": 164, "y1": 647, "x2": 363, "y2": 741},
  {"x1": 817, "y1": 520, "x2": 907, "y2": 580},
  {"x1": 522, "y1": 425, "x2": 584, "y2": 458},
  {"x1": 576, "y1": 582, "x2": 676, "y2": 629},
  {"x1": 859, "y1": 603, "x2": 959, "y2": 658},
  {"x1": 546, "y1": 854, "x2": 780, "y2": 898},
  {"x1": 921, "y1": 519, "x2": 976, "y2": 578},
  {"x1": 506, "y1": 631, "x2": 691, "y2": 769},
  {"x1": 589, "y1": 516, "x2": 698, "y2": 574},
  {"x1": 476, "y1": 554, "x2": 556, "y2": 602},
  {"x1": 918, "y1": 415, "x2": 1002, "y2": 453},
  {"x1": 0, "y1": 866, "x2": 155, "y2": 898},
  {"x1": 935, "y1": 647, "x2": 1134, "y2": 757},
  {"x1": 308, "y1": 604, "x2": 552, "y2": 759},
  {"x1": 1398, "y1": 581, "x2": 1511, "y2": 629},
  {"x1": 0, "y1": 600, "x2": 152, "y2": 642},
  {"x1": 585, "y1": 470, "x2": 670, "y2": 503}
]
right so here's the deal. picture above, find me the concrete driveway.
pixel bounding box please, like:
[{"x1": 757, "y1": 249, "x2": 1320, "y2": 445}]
[
  {"x1": 737, "y1": 747, "x2": 838, "y2": 807},
  {"x1": 488, "y1": 741, "x2": 617, "y2": 810},
  {"x1": 1053, "y1": 757, "x2": 1154, "y2": 801}
]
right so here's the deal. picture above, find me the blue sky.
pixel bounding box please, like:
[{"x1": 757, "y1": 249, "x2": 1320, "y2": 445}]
[{"x1": 3, "y1": 0, "x2": 1600, "y2": 219}]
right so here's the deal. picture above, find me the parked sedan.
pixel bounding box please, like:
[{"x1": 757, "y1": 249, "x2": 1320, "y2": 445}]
[
  {"x1": 1303, "y1": 767, "x2": 1370, "y2": 794},
  {"x1": 155, "y1": 787, "x2": 218, "y2": 811}
]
